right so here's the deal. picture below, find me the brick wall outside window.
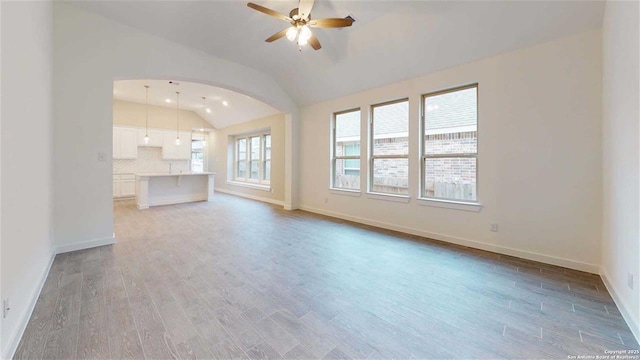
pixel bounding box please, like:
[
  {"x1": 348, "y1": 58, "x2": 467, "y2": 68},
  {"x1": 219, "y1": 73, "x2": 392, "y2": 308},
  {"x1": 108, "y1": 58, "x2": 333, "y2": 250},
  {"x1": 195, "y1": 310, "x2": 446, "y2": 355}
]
[{"x1": 334, "y1": 131, "x2": 476, "y2": 197}]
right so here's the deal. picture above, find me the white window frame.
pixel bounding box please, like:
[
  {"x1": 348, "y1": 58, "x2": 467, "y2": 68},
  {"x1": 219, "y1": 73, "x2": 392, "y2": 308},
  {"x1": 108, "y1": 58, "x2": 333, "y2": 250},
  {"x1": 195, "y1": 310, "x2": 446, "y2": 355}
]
[
  {"x1": 331, "y1": 108, "x2": 361, "y2": 191},
  {"x1": 234, "y1": 131, "x2": 271, "y2": 186},
  {"x1": 420, "y1": 83, "x2": 479, "y2": 204},
  {"x1": 263, "y1": 134, "x2": 271, "y2": 182},
  {"x1": 369, "y1": 98, "x2": 410, "y2": 196}
]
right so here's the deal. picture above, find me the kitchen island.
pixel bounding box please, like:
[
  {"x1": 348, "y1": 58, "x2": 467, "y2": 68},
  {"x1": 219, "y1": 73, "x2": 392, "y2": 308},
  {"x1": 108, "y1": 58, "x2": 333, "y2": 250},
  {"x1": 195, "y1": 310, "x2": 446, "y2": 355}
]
[{"x1": 135, "y1": 172, "x2": 215, "y2": 209}]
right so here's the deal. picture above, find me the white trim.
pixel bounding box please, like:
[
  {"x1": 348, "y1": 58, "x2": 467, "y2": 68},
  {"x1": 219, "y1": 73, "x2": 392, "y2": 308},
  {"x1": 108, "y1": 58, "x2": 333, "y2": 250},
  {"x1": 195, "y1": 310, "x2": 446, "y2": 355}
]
[
  {"x1": 366, "y1": 192, "x2": 411, "y2": 203},
  {"x1": 215, "y1": 188, "x2": 284, "y2": 206},
  {"x1": 330, "y1": 188, "x2": 362, "y2": 197},
  {"x1": 2, "y1": 251, "x2": 55, "y2": 360},
  {"x1": 600, "y1": 268, "x2": 640, "y2": 344},
  {"x1": 55, "y1": 234, "x2": 116, "y2": 254},
  {"x1": 298, "y1": 204, "x2": 599, "y2": 274},
  {"x1": 227, "y1": 180, "x2": 271, "y2": 192},
  {"x1": 114, "y1": 196, "x2": 135, "y2": 201},
  {"x1": 417, "y1": 198, "x2": 482, "y2": 212}
]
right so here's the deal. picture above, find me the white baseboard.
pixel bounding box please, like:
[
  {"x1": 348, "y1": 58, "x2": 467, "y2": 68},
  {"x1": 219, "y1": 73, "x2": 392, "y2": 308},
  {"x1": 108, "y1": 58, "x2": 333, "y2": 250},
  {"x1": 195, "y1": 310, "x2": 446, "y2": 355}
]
[
  {"x1": 298, "y1": 204, "x2": 600, "y2": 274},
  {"x1": 600, "y1": 268, "x2": 640, "y2": 344},
  {"x1": 2, "y1": 251, "x2": 55, "y2": 360},
  {"x1": 55, "y1": 234, "x2": 116, "y2": 254},
  {"x1": 215, "y1": 188, "x2": 284, "y2": 207}
]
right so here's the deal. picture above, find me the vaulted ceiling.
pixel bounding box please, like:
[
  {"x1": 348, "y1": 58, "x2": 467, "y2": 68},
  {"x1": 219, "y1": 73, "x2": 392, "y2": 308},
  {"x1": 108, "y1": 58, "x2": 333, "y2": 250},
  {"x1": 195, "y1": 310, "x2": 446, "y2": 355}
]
[
  {"x1": 113, "y1": 79, "x2": 280, "y2": 129},
  {"x1": 71, "y1": 0, "x2": 605, "y2": 106}
]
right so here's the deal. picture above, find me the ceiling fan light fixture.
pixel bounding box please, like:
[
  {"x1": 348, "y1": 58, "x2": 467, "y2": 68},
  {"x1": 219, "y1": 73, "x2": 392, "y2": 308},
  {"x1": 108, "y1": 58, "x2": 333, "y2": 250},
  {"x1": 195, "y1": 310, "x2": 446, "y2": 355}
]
[
  {"x1": 286, "y1": 26, "x2": 298, "y2": 41},
  {"x1": 248, "y1": 0, "x2": 350, "y2": 51},
  {"x1": 297, "y1": 25, "x2": 312, "y2": 46},
  {"x1": 299, "y1": 25, "x2": 312, "y2": 42}
]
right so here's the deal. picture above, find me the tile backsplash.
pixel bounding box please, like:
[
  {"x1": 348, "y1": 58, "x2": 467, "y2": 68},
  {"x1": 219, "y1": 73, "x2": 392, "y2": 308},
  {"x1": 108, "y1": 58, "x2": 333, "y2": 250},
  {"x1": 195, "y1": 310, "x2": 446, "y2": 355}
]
[{"x1": 113, "y1": 147, "x2": 190, "y2": 174}]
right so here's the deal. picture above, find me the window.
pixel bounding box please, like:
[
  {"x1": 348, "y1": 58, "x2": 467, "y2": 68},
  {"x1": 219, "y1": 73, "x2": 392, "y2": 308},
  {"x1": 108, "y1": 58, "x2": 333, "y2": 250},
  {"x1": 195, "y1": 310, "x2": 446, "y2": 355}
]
[
  {"x1": 235, "y1": 132, "x2": 270, "y2": 185},
  {"x1": 191, "y1": 138, "x2": 205, "y2": 173},
  {"x1": 422, "y1": 84, "x2": 478, "y2": 202},
  {"x1": 249, "y1": 136, "x2": 260, "y2": 179},
  {"x1": 236, "y1": 138, "x2": 247, "y2": 178},
  {"x1": 263, "y1": 135, "x2": 271, "y2": 181},
  {"x1": 370, "y1": 99, "x2": 409, "y2": 195},
  {"x1": 332, "y1": 109, "x2": 361, "y2": 190}
]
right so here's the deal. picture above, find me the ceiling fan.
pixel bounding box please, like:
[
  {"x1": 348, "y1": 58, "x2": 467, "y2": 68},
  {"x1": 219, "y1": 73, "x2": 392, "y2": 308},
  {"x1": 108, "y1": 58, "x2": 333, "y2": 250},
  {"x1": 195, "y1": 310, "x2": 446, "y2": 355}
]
[{"x1": 247, "y1": 0, "x2": 354, "y2": 50}]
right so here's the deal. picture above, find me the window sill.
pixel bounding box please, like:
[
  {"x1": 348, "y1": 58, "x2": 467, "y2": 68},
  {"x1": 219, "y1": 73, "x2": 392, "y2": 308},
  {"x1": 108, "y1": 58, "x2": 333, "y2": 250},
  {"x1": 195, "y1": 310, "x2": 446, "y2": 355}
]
[
  {"x1": 227, "y1": 181, "x2": 271, "y2": 192},
  {"x1": 417, "y1": 198, "x2": 482, "y2": 212},
  {"x1": 366, "y1": 192, "x2": 411, "y2": 203},
  {"x1": 329, "y1": 188, "x2": 361, "y2": 197}
]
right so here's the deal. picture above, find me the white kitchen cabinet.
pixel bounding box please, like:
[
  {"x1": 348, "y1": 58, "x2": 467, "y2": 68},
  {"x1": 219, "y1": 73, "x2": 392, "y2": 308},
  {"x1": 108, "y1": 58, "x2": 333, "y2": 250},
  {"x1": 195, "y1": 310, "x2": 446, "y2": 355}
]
[
  {"x1": 113, "y1": 127, "x2": 138, "y2": 159},
  {"x1": 113, "y1": 174, "x2": 136, "y2": 198},
  {"x1": 162, "y1": 131, "x2": 191, "y2": 160},
  {"x1": 120, "y1": 175, "x2": 136, "y2": 197},
  {"x1": 113, "y1": 178, "x2": 119, "y2": 197},
  {"x1": 137, "y1": 129, "x2": 164, "y2": 147}
]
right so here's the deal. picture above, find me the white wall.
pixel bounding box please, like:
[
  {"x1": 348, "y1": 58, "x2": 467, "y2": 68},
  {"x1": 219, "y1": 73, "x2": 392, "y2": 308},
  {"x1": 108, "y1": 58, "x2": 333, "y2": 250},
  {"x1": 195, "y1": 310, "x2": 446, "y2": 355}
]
[
  {"x1": 0, "y1": 1, "x2": 54, "y2": 358},
  {"x1": 52, "y1": 4, "x2": 297, "y2": 251},
  {"x1": 113, "y1": 99, "x2": 214, "y2": 131},
  {"x1": 601, "y1": 0, "x2": 640, "y2": 340},
  {"x1": 299, "y1": 29, "x2": 603, "y2": 272},
  {"x1": 208, "y1": 113, "x2": 285, "y2": 205}
]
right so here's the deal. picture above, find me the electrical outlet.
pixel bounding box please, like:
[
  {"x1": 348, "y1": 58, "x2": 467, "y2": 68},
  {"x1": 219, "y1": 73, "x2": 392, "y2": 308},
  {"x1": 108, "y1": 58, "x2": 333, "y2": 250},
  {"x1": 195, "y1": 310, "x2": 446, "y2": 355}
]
[
  {"x1": 490, "y1": 223, "x2": 498, "y2": 232},
  {"x1": 324, "y1": 198, "x2": 329, "y2": 204},
  {"x1": 3, "y1": 299, "x2": 9, "y2": 318},
  {"x1": 628, "y1": 273, "x2": 634, "y2": 290}
]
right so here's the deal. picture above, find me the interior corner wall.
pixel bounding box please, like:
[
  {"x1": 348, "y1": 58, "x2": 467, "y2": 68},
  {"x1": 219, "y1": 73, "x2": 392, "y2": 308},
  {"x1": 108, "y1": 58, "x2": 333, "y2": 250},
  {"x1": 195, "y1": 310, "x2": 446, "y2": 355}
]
[
  {"x1": 52, "y1": 3, "x2": 295, "y2": 251},
  {"x1": 299, "y1": 29, "x2": 603, "y2": 273},
  {"x1": 208, "y1": 113, "x2": 286, "y2": 204},
  {"x1": 601, "y1": 0, "x2": 640, "y2": 340},
  {"x1": 1, "y1": 1, "x2": 54, "y2": 358}
]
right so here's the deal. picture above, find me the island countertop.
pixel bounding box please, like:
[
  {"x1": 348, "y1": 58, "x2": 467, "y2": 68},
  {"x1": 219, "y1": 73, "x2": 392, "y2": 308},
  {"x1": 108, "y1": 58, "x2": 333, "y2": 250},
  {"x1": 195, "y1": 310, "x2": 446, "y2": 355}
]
[{"x1": 136, "y1": 172, "x2": 215, "y2": 178}]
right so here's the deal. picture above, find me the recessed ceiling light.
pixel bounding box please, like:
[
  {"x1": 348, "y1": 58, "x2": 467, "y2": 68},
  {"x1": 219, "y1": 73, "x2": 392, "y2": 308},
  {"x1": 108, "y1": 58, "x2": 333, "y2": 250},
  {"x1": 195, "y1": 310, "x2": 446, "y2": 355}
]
[
  {"x1": 165, "y1": 98, "x2": 171, "y2": 103},
  {"x1": 222, "y1": 101, "x2": 229, "y2": 106},
  {"x1": 206, "y1": 108, "x2": 211, "y2": 113}
]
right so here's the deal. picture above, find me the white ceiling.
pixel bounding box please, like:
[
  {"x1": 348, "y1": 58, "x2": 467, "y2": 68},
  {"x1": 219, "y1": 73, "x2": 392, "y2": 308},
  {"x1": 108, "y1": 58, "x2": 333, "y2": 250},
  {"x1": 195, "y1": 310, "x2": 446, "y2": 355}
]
[
  {"x1": 76, "y1": 0, "x2": 605, "y2": 106},
  {"x1": 113, "y1": 79, "x2": 280, "y2": 129}
]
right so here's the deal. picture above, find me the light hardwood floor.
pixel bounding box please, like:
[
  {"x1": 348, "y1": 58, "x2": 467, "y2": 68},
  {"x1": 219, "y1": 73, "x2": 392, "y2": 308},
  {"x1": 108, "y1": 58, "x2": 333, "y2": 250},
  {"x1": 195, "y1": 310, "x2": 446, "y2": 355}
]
[{"x1": 14, "y1": 193, "x2": 640, "y2": 359}]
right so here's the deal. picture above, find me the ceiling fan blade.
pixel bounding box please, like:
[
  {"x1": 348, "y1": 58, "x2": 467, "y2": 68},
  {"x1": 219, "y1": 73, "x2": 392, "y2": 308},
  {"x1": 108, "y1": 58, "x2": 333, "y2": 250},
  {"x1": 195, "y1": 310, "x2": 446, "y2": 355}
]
[
  {"x1": 265, "y1": 28, "x2": 289, "y2": 43},
  {"x1": 308, "y1": 33, "x2": 321, "y2": 50},
  {"x1": 247, "y1": 3, "x2": 292, "y2": 22},
  {"x1": 297, "y1": 0, "x2": 315, "y2": 20},
  {"x1": 309, "y1": 18, "x2": 354, "y2": 28}
]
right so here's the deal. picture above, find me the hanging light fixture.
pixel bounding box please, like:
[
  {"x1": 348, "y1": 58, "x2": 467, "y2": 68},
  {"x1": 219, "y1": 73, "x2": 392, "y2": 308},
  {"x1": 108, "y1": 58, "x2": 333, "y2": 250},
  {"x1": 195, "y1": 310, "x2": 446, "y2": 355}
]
[
  {"x1": 143, "y1": 85, "x2": 150, "y2": 144},
  {"x1": 201, "y1": 96, "x2": 207, "y2": 147},
  {"x1": 298, "y1": 25, "x2": 312, "y2": 46},
  {"x1": 175, "y1": 91, "x2": 181, "y2": 145}
]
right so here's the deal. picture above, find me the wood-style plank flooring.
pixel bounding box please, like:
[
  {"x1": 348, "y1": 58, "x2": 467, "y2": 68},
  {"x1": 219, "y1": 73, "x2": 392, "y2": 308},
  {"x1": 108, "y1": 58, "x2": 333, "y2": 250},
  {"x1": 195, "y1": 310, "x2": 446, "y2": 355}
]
[{"x1": 15, "y1": 193, "x2": 640, "y2": 359}]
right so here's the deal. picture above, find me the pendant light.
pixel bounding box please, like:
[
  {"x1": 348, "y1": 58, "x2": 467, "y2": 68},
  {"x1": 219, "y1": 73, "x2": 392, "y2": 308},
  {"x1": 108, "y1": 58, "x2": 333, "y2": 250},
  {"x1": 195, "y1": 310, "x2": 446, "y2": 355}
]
[
  {"x1": 201, "y1": 96, "x2": 207, "y2": 147},
  {"x1": 143, "y1": 85, "x2": 150, "y2": 144},
  {"x1": 175, "y1": 91, "x2": 181, "y2": 145}
]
